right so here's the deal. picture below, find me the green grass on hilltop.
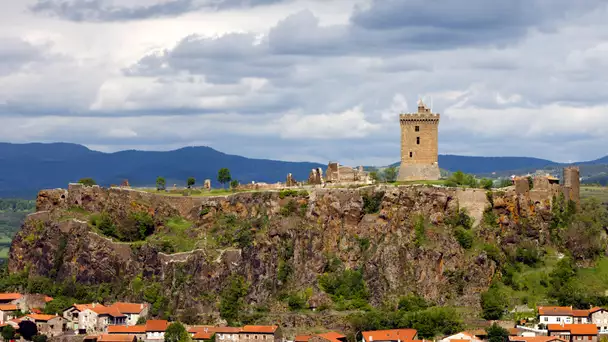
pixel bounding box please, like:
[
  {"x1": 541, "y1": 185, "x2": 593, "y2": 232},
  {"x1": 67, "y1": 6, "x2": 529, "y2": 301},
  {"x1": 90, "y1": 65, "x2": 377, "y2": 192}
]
[{"x1": 146, "y1": 217, "x2": 203, "y2": 253}]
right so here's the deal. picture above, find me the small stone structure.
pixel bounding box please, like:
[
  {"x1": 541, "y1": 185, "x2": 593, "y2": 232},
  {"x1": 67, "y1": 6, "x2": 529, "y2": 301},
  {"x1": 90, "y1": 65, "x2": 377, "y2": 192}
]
[
  {"x1": 286, "y1": 173, "x2": 296, "y2": 187},
  {"x1": 308, "y1": 168, "x2": 325, "y2": 185},
  {"x1": 398, "y1": 99, "x2": 441, "y2": 181},
  {"x1": 120, "y1": 179, "x2": 130, "y2": 187},
  {"x1": 323, "y1": 162, "x2": 370, "y2": 184},
  {"x1": 203, "y1": 179, "x2": 211, "y2": 190}
]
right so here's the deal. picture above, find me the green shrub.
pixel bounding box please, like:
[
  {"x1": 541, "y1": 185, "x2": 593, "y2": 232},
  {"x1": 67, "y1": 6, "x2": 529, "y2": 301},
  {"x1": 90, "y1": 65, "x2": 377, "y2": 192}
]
[
  {"x1": 279, "y1": 189, "x2": 299, "y2": 199},
  {"x1": 277, "y1": 260, "x2": 292, "y2": 283},
  {"x1": 318, "y1": 269, "x2": 368, "y2": 303},
  {"x1": 362, "y1": 192, "x2": 384, "y2": 214},
  {"x1": 483, "y1": 244, "x2": 502, "y2": 264},
  {"x1": 280, "y1": 200, "x2": 298, "y2": 216},
  {"x1": 398, "y1": 295, "x2": 430, "y2": 312},
  {"x1": 454, "y1": 228, "x2": 473, "y2": 249},
  {"x1": 446, "y1": 208, "x2": 473, "y2": 230},
  {"x1": 414, "y1": 215, "x2": 426, "y2": 247},
  {"x1": 90, "y1": 212, "x2": 117, "y2": 237},
  {"x1": 355, "y1": 235, "x2": 371, "y2": 252},
  {"x1": 130, "y1": 211, "x2": 155, "y2": 240},
  {"x1": 287, "y1": 292, "x2": 308, "y2": 311},
  {"x1": 78, "y1": 178, "x2": 96, "y2": 186}
]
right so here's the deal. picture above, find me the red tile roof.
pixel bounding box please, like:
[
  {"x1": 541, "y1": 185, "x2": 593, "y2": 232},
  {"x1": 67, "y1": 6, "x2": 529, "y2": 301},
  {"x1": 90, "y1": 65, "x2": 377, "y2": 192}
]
[
  {"x1": 192, "y1": 332, "x2": 214, "y2": 340},
  {"x1": 26, "y1": 314, "x2": 59, "y2": 322},
  {"x1": 0, "y1": 304, "x2": 18, "y2": 311},
  {"x1": 74, "y1": 304, "x2": 106, "y2": 312},
  {"x1": 97, "y1": 334, "x2": 137, "y2": 342},
  {"x1": 572, "y1": 309, "x2": 591, "y2": 317},
  {"x1": 145, "y1": 320, "x2": 169, "y2": 332},
  {"x1": 0, "y1": 293, "x2": 22, "y2": 301},
  {"x1": 242, "y1": 326, "x2": 278, "y2": 334},
  {"x1": 110, "y1": 303, "x2": 147, "y2": 314},
  {"x1": 362, "y1": 329, "x2": 418, "y2": 342},
  {"x1": 107, "y1": 325, "x2": 146, "y2": 334},
  {"x1": 538, "y1": 306, "x2": 573, "y2": 316},
  {"x1": 547, "y1": 324, "x2": 598, "y2": 335},
  {"x1": 509, "y1": 337, "x2": 568, "y2": 342},
  {"x1": 44, "y1": 296, "x2": 54, "y2": 303},
  {"x1": 317, "y1": 332, "x2": 346, "y2": 342},
  {"x1": 295, "y1": 335, "x2": 313, "y2": 342}
]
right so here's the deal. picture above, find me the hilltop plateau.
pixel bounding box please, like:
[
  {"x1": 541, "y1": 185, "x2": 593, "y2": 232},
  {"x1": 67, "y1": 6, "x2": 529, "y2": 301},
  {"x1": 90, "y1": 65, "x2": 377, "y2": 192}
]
[{"x1": 5, "y1": 180, "x2": 608, "y2": 334}]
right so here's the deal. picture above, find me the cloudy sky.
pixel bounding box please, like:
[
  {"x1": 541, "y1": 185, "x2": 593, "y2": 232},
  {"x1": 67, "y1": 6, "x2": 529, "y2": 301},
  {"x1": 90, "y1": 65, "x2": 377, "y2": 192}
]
[{"x1": 1, "y1": 0, "x2": 608, "y2": 165}]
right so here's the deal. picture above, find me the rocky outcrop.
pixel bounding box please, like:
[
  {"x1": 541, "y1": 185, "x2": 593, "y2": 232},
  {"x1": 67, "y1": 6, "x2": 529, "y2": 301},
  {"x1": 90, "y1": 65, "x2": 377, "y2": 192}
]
[{"x1": 9, "y1": 184, "x2": 554, "y2": 318}]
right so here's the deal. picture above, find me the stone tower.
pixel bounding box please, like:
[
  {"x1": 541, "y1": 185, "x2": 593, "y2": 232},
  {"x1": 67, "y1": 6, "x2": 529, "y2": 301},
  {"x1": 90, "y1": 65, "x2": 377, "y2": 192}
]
[
  {"x1": 397, "y1": 99, "x2": 440, "y2": 181},
  {"x1": 562, "y1": 166, "x2": 580, "y2": 204}
]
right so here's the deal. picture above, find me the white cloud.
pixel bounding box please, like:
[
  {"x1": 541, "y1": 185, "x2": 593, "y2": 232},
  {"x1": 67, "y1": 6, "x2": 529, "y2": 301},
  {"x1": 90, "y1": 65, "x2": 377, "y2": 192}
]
[{"x1": 278, "y1": 106, "x2": 380, "y2": 139}]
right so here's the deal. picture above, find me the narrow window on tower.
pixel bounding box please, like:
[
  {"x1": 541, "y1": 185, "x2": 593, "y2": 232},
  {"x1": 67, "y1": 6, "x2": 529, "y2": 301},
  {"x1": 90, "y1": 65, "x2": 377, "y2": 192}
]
[
  {"x1": 416, "y1": 137, "x2": 420, "y2": 145},
  {"x1": 415, "y1": 126, "x2": 420, "y2": 132},
  {"x1": 409, "y1": 152, "x2": 413, "y2": 158}
]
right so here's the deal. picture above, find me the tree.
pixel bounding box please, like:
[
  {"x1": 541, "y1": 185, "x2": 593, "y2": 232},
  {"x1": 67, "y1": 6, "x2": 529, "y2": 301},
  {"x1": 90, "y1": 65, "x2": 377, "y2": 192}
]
[
  {"x1": 32, "y1": 335, "x2": 48, "y2": 342},
  {"x1": 164, "y1": 322, "x2": 190, "y2": 342},
  {"x1": 18, "y1": 320, "x2": 38, "y2": 341},
  {"x1": 78, "y1": 178, "x2": 96, "y2": 186},
  {"x1": 1, "y1": 325, "x2": 16, "y2": 341},
  {"x1": 479, "y1": 178, "x2": 494, "y2": 190},
  {"x1": 383, "y1": 166, "x2": 398, "y2": 183},
  {"x1": 487, "y1": 323, "x2": 509, "y2": 342},
  {"x1": 230, "y1": 180, "x2": 239, "y2": 189},
  {"x1": 217, "y1": 168, "x2": 232, "y2": 188},
  {"x1": 186, "y1": 177, "x2": 195, "y2": 189},
  {"x1": 481, "y1": 286, "x2": 508, "y2": 320},
  {"x1": 369, "y1": 171, "x2": 381, "y2": 183},
  {"x1": 219, "y1": 275, "x2": 249, "y2": 325},
  {"x1": 156, "y1": 177, "x2": 166, "y2": 191}
]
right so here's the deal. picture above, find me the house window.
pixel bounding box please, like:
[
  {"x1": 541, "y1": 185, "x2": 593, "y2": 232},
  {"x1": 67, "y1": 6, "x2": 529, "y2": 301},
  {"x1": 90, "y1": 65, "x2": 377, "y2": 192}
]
[
  {"x1": 416, "y1": 137, "x2": 420, "y2": 145},
  {"x1": 409, "y1": 152, "x2": 413, "y2": 158},
  {"x1": 415, "y1": 126, "x2": 420, "y2": 132},
  {"x1": 588, "y1": 336, "x2": 592, "y2": 340},
  {"x1": 544, "y1": 317, "x2": 549, "y2": 322},
  {"x1": 557, "y1": 317, "x2": 561, "y2": 322}
]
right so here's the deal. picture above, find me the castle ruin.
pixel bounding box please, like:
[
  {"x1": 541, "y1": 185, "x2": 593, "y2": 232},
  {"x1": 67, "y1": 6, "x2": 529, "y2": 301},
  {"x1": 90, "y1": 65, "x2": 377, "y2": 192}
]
[{"x1": 398, "y1": 99, "x2": 441, "y2": 181}]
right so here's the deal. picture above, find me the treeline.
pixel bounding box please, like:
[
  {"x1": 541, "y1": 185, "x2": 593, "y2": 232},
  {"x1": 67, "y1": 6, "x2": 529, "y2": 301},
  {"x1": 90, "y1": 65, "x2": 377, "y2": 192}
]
[{"x1": 0, "y1": 199, "x2": 35, "y2": 212}]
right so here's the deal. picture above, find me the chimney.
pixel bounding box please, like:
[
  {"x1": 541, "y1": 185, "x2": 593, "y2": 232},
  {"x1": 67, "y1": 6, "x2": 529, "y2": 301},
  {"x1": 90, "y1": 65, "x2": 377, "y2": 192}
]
[
  {"x1": 92, "y1": 303, "x2": 96, "y2": 308},
  {"x1": 140, "y1": 304, "x2": 144, "y2": 310}
]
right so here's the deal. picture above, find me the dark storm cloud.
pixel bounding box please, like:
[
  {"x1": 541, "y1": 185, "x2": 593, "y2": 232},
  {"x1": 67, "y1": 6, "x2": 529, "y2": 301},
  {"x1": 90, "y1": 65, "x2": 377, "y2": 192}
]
[
  {"x1": 351, "y1": 0, "x2": 607, "y2": 48},
  {"x1": 30, "y1": 0, "x2": 288, "y2": 22}
]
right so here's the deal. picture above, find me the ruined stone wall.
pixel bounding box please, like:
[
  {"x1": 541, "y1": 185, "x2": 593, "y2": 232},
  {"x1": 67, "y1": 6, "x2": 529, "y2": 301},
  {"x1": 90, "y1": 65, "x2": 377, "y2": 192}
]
[{"x1": 563, "y1": 167, "x2": 580, "y2": 204}]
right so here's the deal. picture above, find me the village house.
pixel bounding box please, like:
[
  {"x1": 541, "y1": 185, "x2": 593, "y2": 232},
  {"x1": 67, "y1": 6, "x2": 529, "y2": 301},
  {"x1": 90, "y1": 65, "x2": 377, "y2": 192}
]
[
  {"x1": 0, "y1": 304, "x2": 18, "y2": 324},
  {"x1": 241, "y1": 326, "x2": 282, "y2": 342},
  {"x1": 589, "y1": 308, "x2": 608, "y2": 334},
  {"x1": 440, "y1": 332, "x2": 483, "y2": 342},
  {"x1": 145, "y1": 320, "x2": 169, "y2": 340},
  {"x1": 23, "y1": 314, "x2": 67, "y2": 337},
  {"x1": 189, "y1": 326, "x2": 240, "y2": 342},
  {"x1": 537, "y1": 306, "x2": 608, "y2": 334},
  {"x1": 362, "y1": 329, "x2": 418, "y2": 342},
  {"x1": 547, "y1": 324, "x2": 598, "y2": 342},
  {"x1": 96, "y1": 307, "x2": 127, "y2": 332},
  {"x1": 110, "y1": 303, "x2": 148, "y2": 326},
  {"x1": 64, "y1": 303, "x2": 103, "y2": 333},
  {"x1": 107, "y1": 325, "x2": 146, "y2": 340},
  {"x1": 539, "y1": 307, "x2": 574, "y2": 325}
]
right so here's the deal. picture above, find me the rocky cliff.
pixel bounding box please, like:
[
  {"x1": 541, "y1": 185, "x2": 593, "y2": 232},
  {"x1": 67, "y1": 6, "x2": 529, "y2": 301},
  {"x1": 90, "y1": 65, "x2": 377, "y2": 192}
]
[{"x1": 8, "y1": 183, "x2": 553, "y2": 323}]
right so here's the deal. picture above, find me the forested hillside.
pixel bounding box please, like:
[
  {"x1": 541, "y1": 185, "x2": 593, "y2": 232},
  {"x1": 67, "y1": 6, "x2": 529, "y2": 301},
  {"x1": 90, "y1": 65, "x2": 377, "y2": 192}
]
[{"x1": 0, "y1": 199, "x2": 35, "y2": 262}]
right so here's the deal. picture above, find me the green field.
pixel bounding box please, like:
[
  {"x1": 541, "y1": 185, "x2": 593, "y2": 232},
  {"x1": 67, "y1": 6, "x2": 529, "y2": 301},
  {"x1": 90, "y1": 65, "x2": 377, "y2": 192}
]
[{"x1": 581, "y1": 185, "x2": 608, "y2": 203}]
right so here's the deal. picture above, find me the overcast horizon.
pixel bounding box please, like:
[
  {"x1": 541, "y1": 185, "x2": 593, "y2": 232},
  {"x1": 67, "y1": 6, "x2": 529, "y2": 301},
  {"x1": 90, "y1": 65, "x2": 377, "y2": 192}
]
[{"x1": 2, "y1": 0, "x2": 608, "y2": 166}]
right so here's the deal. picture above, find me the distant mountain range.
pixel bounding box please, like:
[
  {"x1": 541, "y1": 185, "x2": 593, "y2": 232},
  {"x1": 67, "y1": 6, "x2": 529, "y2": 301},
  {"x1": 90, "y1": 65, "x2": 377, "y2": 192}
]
[{"x1": 1, "y1": 142, "x2": 607, "y2": 198}]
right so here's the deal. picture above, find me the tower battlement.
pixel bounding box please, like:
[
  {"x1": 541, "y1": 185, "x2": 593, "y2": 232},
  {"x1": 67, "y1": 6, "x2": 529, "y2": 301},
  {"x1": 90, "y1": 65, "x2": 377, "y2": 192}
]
[{"x1": 399, "y1": 113, "x2": 441, "y2": 122}]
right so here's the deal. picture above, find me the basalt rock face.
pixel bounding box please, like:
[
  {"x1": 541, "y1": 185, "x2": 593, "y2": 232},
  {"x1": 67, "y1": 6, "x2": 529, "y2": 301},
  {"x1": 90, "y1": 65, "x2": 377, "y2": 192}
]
[{"x1": 9, "y1": 184, "x2": 550, "y2": 317}]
